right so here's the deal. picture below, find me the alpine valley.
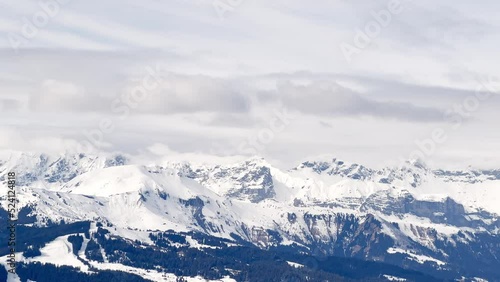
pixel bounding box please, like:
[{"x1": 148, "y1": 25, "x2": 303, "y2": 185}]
[{"x1": 0, "y1": 152, "x2": 499, "y2": 282}]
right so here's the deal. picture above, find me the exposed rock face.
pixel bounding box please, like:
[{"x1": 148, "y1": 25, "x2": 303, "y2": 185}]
[
  {"x1": 1, "y1": 153, "x2": 500, "y2": 280},
  {"x1": 174, "y1": 159, "x2": 276, "y2": 202},
  {"x1": 297, "y1": 159, "x2": 375, "y2": 180},
  {"x1": 0, "y1": 152, "x2": 128, "y2": 187}
]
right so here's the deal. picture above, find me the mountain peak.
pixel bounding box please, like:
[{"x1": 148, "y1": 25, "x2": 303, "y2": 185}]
[{"x1": 404, "y1": 158, "x2": 429, "y2": 171}]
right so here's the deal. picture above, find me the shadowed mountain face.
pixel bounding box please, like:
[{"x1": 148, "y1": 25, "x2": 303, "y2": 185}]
[{"x1": 1, "y1": 153, "x2": 499, "y2": 281}]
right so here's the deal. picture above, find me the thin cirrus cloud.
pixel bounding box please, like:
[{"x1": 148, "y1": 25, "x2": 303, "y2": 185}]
[
  {"x1": 24, "y1": 75, "x2": 446, "y2": 123},
  {"x1": 27, "y1": 75, "x2": 252, "y2": 115},
  {"x1": 273, "y1": 81, "x2": 446, "y2": 122},
  {"x1": 1, "y1": 0, "x2": 500, "y2": 168}
]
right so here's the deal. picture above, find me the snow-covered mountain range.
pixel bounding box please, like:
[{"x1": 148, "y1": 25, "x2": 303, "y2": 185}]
[{"x1": 0, "y1": 152, "x2": 499, "y2": 281}]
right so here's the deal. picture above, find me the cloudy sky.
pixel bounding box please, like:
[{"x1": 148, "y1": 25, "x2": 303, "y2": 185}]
[{"x1": 1, "y1": 0, "x2": 500, "y2": 169}]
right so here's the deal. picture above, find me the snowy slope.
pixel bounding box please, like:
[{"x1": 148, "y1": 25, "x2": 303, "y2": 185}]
[
  {"x1": 0, "y1": 151, "x2": 127, "y2": 190},
  {"x1": 1, "y1": 152, "x2": 499, "y2": 281},
  {"x1": 1, "y1": 233, "x2": 237, "y2": 282}
]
